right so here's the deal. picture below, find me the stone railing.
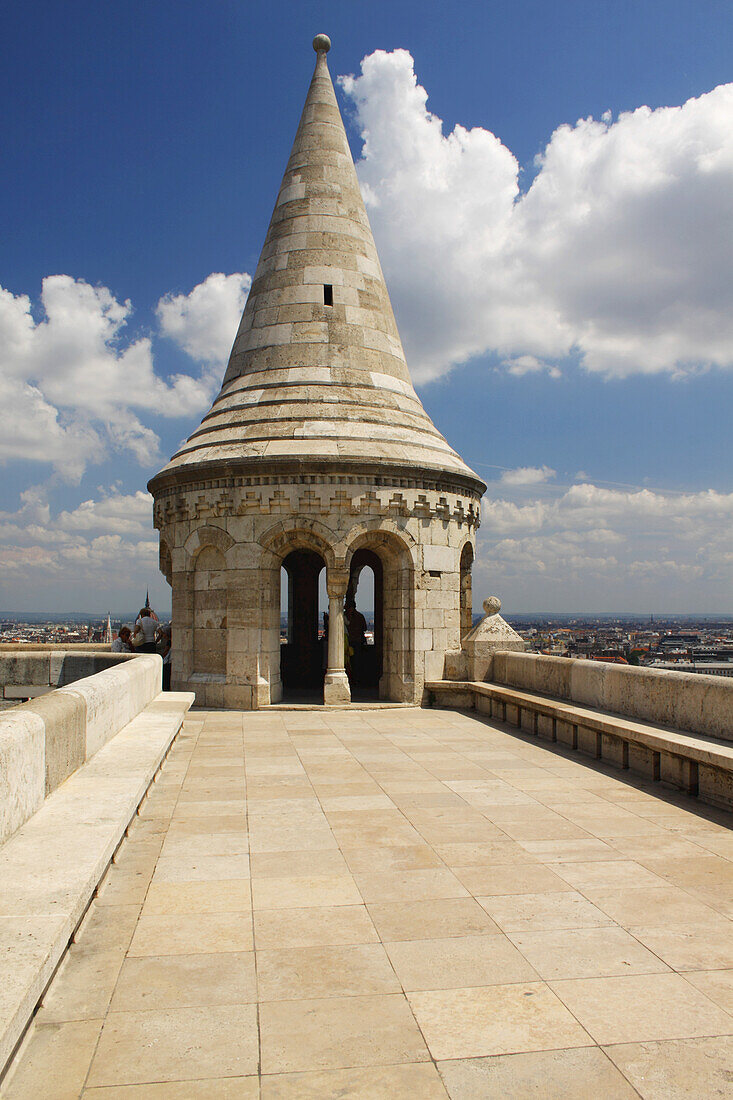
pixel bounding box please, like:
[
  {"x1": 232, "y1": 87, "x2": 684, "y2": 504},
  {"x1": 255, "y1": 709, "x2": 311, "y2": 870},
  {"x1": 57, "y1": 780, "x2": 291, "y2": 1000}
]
[
  {"x1": 0, "y1": 653, "x2": 163, "y2": 844},
  {"x1": 490, "y1": 650, "x2": 733, "y2": 743},
  {"x1": 429, "y1": 648, "x2": 733, "y2": 811},
  {"x1": 0, "y1": 649, "x2": 133, "y2": 706}
]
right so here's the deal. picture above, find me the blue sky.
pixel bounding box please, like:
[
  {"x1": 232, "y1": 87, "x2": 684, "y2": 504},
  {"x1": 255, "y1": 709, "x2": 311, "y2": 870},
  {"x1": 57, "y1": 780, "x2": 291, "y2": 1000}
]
[{"x1": 1, "y1": 0, "x2": 732, "y2": 614}]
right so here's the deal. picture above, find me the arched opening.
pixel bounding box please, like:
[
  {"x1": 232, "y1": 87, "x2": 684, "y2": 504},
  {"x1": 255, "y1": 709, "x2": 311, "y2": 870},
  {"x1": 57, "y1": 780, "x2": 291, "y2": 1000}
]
[
  {"x1": 345, "y1": 528, "x2": 416, "y2": 703},
  {"x1": 193, "y1": 545, "x2": 227, "y2": 677},
  {"x1": 460, "y1": 542, "x2": 474, "y2": 639},
  {"x1": 346, "y1": 549, "x2": 383, "y2": 701},
  {"x1": 280, "y1": 549, "x2": 327, "y2": 699}
]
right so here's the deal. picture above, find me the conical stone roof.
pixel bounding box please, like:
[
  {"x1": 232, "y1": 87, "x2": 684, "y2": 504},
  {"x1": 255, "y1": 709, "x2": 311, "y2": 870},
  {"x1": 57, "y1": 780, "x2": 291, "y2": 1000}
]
[{"x1": 150, "y1": 35, "x2": 485, "y2": 497}]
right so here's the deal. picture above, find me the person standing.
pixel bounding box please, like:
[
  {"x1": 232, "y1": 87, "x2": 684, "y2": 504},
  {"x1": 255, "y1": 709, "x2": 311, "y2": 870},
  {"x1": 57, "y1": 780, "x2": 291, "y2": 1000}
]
[{"x1": 132, "y1": 608, "x2": 158, "y2": 653}]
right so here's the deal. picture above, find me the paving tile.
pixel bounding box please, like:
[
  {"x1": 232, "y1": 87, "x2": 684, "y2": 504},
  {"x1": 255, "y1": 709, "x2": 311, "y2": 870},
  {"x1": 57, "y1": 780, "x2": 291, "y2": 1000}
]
[
  {"x1": 580, "y1": 885, "x2": 727, "y2": 927},
  {"x1": 38, "y1": 944, "x2": 127, "y2": 1023},
  {"x1": 518, "y1": 838, "x2": 623, "y2": 862},
  {"x1": 553, "y1": 859, "x2": 667, "y2": 890},
  {"x1": 455, "y1": 863, "x2": 574, "y2": 896},
  {"x1": 342, "y1": 844, "x2": 444, "y2": 873},
  {"x1": 353, "y1": 867, "x2": 469, "y2": 903},
  {"x1": 152, "y1": 853, "x2": 251, "y2": 883},
  {"x1": 550, "y1": 972, "x2": 733, "y2": 1044},
  {"x1": 259, "y1": 994, "x2": 430, "y2": 1073},
  {"x1": 432, "y1": 840, "x2": 528, "y2": 866},
  {"x1": 478, "y1": 890, "x2": 613, "y2": 932},
  {"x1": 257, "y1": 943, "x2": 400, "y2": 999},
  {"x1": 250, "y1": 850, "x2": 349, "y2": 878},
  {"x1": 110, "y1": 951, "x2": 257, "y2": 1011},
  {"x1": 143, "y1": 880, "x2": 252, "y2": 915},
  {"x1": 84, "y1": 1078, "x2": 259, "y2": 1097},
  {"x1": 407, "y1": 983, "x2": 592, "y2": 1060},
  {"x1": 2, "y1": 1019, "x2": 102, "y2": 1100},
  {"x1": 367, "y1": 897, "x2": 501, "y2": 941},
  {"x1": 252, "y1": 873, "x2": 363, "y2": 910},
  {"x1": 88, "y1": 1004, "x2": 258, "y2": 1086},
  {"x1": 385, "y1": 934, "x2": 538, "y2": 990},
  {"x1": 627, "y1": 923, "x2": 733, "y2": 970},
  {"x1": 604, "y1": 1036, "x2": 733, "y2": 1099},
  {"x1": 437, "y1": 1048, "x2": 638, "y2": 1099},
  {"x1": 641, "y1": 855, "x2": 733, "y2": 889},
  {"x1": 129, "y1": 912, "x2": 253, "y2": 956},
  {"x1": 259, "y1": 1063, "x2": 449, "y2": 1098},
  {"x1": 683, "y1": 969, "x2": 733, "y2": 1014},
  {"x1": 254, "y1": 904, "x2": 379, "y2": 948},
  {"x1": 509, "y1": 926, "x2": 670, "y2": 979}
]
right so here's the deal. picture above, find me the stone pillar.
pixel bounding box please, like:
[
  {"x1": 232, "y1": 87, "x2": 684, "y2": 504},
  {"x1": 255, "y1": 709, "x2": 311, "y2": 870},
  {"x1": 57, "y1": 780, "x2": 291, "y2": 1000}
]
[{"x1": 324, "y1": 570, "x2": 351, "y2": 705}]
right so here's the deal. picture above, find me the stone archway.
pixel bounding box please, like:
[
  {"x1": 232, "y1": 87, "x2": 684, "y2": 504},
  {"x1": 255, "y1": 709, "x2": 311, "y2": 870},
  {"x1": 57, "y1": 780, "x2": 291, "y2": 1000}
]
[
  {"x1": 344, "y1": 526, "x2": 416, "y2": 703},
  {"x1": 280, "y1": 548, "x2": 327, "y2": 698}
]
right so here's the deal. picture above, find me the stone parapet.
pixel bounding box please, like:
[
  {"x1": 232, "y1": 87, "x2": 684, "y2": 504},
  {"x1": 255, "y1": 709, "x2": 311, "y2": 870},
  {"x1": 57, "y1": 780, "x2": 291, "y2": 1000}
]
[
  {"x1": 0, "y1": 654, "x2": 163, "y2": 845},
  {"x1": 492, "y1": 650, "x2": 733, "y2": 742}
]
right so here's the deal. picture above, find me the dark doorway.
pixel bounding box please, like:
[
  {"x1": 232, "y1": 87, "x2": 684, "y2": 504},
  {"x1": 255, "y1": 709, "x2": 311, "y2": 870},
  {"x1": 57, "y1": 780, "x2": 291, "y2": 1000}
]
[
  {"x1": 346, "y1": 548, "x2": 383, "y2": 700},
  {"x1": 280, "y1": 549, "x2": 326, "y2": 699}
]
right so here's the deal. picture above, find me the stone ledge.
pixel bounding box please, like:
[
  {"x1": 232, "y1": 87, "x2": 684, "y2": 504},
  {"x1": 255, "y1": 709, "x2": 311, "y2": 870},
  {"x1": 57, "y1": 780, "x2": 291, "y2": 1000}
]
[
  {"x1": 426, "y1": 679, "x2": 733, "y2": 811},
  {"x1": 0, "y1": 691, "x2": 194, "y2": 1078}
]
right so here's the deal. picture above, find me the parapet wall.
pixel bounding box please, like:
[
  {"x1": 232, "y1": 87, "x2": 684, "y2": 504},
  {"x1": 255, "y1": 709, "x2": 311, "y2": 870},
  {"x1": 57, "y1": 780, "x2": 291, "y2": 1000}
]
[
  {"x1": 0, "y1": 650, "x2": 134, "y2": 704},
  {"x1": 0, "y1": 653, "x2": 162, "y2": 844},
  {"x1": 492, "y1": 651, "x2": 733, "y2": 742}
]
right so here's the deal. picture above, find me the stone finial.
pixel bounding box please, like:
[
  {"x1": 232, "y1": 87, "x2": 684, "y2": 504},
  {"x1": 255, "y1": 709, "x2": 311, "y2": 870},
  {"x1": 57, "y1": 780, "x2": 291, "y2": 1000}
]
[
  {"x1": 459, "y1": 594, "x2": 526, "y2": 681},
  {"x1": 313, "y1": 33, "x2": 331, "y2": 53},
  {"x1": 483, "y1": 596, "x2": 501, "y2": 617}
]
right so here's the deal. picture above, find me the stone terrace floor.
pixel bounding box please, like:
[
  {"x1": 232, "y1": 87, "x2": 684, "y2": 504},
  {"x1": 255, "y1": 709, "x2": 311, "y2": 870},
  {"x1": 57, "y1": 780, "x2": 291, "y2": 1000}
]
[{"x1": 4, "y1": 707, "x2": 733, "y2": 1099}]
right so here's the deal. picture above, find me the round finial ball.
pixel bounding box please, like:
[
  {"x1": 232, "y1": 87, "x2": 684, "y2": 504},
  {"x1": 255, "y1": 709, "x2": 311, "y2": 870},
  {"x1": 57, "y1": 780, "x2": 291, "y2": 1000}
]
[
  {"x1": 313, "y1": 33, "x2": 331, "y2": 53},
  {"x1": 483, "y1": 596, "x2": 501, "y2": 617}
]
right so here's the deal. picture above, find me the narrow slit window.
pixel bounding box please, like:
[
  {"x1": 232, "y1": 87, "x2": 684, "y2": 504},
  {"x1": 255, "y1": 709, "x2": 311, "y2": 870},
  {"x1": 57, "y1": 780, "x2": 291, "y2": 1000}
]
[{"x1": 323, "y1": 284, "x2": 333, "y2": 306}]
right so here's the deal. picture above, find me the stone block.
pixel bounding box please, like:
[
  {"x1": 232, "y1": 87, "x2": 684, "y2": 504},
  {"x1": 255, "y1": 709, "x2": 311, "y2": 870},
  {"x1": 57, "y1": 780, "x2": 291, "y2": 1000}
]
[
  {"x1": 0, "y1": 710, "x2": 45, "y2": 844},
  {"x1": 58, "y1": 654, "x2": 161, "y2": 759},
  {"x1": 3, "y1": 685, "x2": 52, "y2": 699},
  {"x1": 601, "y1": 732, "x2": 627, "y2": 768},
  {"x1": 422, "y1": 545, "x2": 456, "y2": 573},
  {"x1": 20, "y1": 692, "x2": 86, "y2": 795},
  {"x1": 660, "y1": 752, "x2": 695, "y2": 793},
  {"x1": 555, "y1": 720, "x2": 575, "y2": 747},
  {"x1": 698, "y1": 763, "x2": 733, "y2": 810},
  {"x1": 0, "y1": 654, "x2": 50, "y2": 688},
  {"x1": 537, "y1": 714, "x2": 555, "y2": 741},
  {"x1": 577, "y1": 725, "x2": 601, "y2": 758},
  {"x1": 628, "y1": 743, "x2": 658, "y2": 781}
]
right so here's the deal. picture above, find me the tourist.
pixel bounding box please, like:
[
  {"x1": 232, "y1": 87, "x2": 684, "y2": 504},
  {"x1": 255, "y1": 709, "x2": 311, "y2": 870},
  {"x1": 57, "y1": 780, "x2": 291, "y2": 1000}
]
[
  {"x1": 132, "y1": 607, "x2": 158, "y2": 653},
  {"x1": 111, "y1": 626, "x2": 132, "y2": 653}
]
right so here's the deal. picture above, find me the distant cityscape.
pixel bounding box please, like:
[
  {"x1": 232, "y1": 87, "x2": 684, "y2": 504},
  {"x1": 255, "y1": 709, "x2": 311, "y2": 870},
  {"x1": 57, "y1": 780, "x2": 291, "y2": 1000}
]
[{"x1": 3, "y1": 611, "x2": 732, "y2": 677}]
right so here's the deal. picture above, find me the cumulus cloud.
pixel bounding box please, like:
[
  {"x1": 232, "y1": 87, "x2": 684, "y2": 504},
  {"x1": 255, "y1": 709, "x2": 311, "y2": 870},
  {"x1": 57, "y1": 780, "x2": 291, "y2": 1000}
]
[
  {"x1": 340, "y1": 51, "x2": 733, "y2": 381},
  {"x1": 500, "y1": 465, "x2": 556, "y2": 486},
  {"x1": 0, "y1": 272, "x2": 249, "y2": 478},
  {"x1": 0, "y1": 486, "x2": 159, "y2": 607},
  {"x1": 477, "y1": 481, "x2": 733, "y2": 610},
  {"x1": 157, "y1": 272, "x2": 251, "y2": 365}
]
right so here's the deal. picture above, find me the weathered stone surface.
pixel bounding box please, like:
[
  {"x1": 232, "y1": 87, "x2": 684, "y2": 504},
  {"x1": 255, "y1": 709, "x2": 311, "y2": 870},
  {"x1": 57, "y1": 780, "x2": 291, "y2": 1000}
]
[{"x1": 0, "y1": 711, "x2": 45, "y2": 845}]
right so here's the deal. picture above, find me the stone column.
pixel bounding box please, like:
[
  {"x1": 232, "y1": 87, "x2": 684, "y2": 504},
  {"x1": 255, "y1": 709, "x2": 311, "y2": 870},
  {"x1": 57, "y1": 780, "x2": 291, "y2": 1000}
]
[{"x1": 324, "y1": 570, "x2": 351, "y2": 705}]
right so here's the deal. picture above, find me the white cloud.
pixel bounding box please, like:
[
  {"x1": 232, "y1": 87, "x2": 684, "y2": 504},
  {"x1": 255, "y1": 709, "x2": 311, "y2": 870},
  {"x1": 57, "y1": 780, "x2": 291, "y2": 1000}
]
[
  {"x1": 500, "y1": 465, "x2": 556, "y2": 486},
  {"x1": 0, "y1": 487, "x2": 161, "y2": 609},
  {"x1": 157, "y1": 272, "x2": 251, "y2": 365},
  {"x1": 341, "y1": 52, "x2": 733, "y2": 381},
  {"x1": 0, "y1": 272, "x2": 250, "y2": 478},
  {"x1": 477, "y1": 481, "x2": 733, "y2": 610}
]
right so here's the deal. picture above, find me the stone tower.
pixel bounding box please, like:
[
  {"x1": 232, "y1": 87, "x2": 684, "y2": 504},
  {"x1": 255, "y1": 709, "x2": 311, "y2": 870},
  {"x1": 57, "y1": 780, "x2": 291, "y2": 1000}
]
[{"x1": 148, "y1": 34, "x2": 486, "y2": 708}]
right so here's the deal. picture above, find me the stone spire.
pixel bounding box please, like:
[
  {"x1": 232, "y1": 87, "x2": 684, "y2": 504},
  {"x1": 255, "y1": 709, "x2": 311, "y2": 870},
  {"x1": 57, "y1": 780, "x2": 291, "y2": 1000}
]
[{"x1": 150, "y1": 34, "x2": 484, "y2": 497}]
